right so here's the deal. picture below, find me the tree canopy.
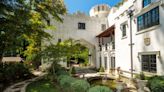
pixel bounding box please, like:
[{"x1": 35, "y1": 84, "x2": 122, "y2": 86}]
[
  {"x1": 0, "y1": 0, "x2": 66, "y2": 62},
  {"x1": 41, "y1": 39, "x2": 89, "y2": 66}
]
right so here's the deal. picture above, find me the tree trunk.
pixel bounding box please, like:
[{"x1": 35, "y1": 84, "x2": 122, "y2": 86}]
[{"x1": 0, "y1": 54, "x2": 3, "y2": 63}]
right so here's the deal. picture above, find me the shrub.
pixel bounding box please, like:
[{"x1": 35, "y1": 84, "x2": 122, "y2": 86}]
[
  {"x1": 48, "y1": 63, "x2": 62, "y2": 75},
  {"x1": 88, "y1": 86, "x2": 113, "y2": 92},
  {"x1": 135, "y1": 72, "x2": 145, "y2": 80},
  {"x1": 140, "y1": 72, "x2": 145, "y2": 80},
  {"x1": 147, "y1": 76, "x2": 164, "y2": 92},
  {"x1": 71, "y1": 79, "x2": 90, "y2": 92},
  {"x1": 0, "y1": 63, "x2": 33, "y2": 91},
  {"x1": 69, "y1": 67, "x2": 76, "y2": 75},
  {"x1": 1, "y1": 63, "x2": 32, "y2": 82},
  {"x1": 58, "y1": 75, "x2": 76, "y2": 92},
  {"x1": 99, "y1": 67, "x2": 105, "y2": 72},
  {"x1": 56, "y1": 69, "x2": 69, "y2": 76}
]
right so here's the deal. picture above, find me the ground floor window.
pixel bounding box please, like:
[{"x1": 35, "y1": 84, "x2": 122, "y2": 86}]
[
  {"x1": 142, "y1": 54, "x2": 157, "y2": 73},
  {"x1": 111, "y1": 57, "x2": 115, "y2": 69},
  {"x1": 99, "y1": 56, "x2": 102, "y2": 68},
  {"x1": 104, "y1": 57, "x2": 107, "y2": 69}
]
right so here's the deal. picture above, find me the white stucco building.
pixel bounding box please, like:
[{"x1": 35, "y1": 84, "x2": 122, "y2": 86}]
[{"x1": 47, "y1": 0, "x2": 164, "y2": 77}]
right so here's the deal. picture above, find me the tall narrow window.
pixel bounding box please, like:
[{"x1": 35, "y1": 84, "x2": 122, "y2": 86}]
[
  {"x1": 104, "y1": 57, "x2": 107, "y2": 69},
  {"x1": 112, "y1": 41, "x2": 115, "y2": 50},
  {"x1": 101, "y1": 24, "x2": 106, "y2": 31},
  {"x1": 111, "y1": 57, "x2": 115, "y2": 69},
  {"x1": 143, "y1": 0, "x2": 151, "y2": 7},
  {"x1": 99, "y1": 45, "x2": 102, "y2": 51},
  {"x1": 105, "y1": 44, "x2": 108, "y2": 51},
  {"x1": 98, "y1": 6, "x2": 100, "y2": 11},
  {"x1": 102, "y1": 6, "x2": 105, "y2": 11},
  {"x1": 121, "y1": 24, "x2": 127, "y2": 37},
  {"x1": 99, "y1": 56, "x2": 102, "y2": 68}
]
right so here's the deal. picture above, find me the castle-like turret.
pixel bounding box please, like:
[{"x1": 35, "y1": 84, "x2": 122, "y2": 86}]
[{"x1": 89, "y1": 4, "x2": 110, "y2": 18}]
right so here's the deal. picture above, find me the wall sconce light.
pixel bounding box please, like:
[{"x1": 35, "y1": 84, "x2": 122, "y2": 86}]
[
  {"x1": 120, "y1": 26, "x2": 122, "y2": 30},
  {"x1": 133, "y1": 19, "x2": 136, "y2": 24},
  {"x1": 157, "y1": 51, "x2": 161, "y2": 58},
  {"x1": 126, "y1": 23, "x2": 128, "y2": 28},
  {"x1": 161, "y1": 0, "x2": 164, "y2": 7},
  {"x1": 137, "y1": 55, "x2": 140, "y2": 58}
]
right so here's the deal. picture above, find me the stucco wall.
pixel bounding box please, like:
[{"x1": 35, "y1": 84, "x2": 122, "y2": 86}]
[
  {"x1": 108, "y1": 0, "x2": 164, "y2": 77},
  {"x1": 45, "y1": 13, "x2": 108, "y2": 67}
]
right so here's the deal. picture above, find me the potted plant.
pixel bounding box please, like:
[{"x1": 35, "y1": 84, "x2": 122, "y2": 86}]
[
  {"x1": 109, "y1": 68, "x2": 115, "y2": 75},
  {"x1": 99, "y1": 67, "x2": 105, "y2": 75},
  {"x1": 134, "y1": 72, "x2": 149, "y2": 92}
]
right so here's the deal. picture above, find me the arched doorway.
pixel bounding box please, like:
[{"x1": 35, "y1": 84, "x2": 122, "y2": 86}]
[{"x1": 59, "y1": 38, "x2": 96, "y2": 67}]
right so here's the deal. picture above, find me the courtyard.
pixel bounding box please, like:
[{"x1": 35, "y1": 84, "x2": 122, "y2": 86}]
[{"x1": 1, "y1": 0, "x2": 164, "y2": 92}]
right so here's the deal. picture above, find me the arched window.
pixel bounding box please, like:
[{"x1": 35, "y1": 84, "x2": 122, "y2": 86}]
[{"x1": 143, "y1": 0, "x2": 151, "y2": 7}]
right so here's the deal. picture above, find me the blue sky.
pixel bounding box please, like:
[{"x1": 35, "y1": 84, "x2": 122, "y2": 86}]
[{"x1": 64, "y1": 0, "x2": 121, "y2": 15}]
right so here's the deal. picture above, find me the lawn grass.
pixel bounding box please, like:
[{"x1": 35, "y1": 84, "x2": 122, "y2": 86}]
[{"x1": 26, "y1": 79, "x2": 60, "y2": 92}]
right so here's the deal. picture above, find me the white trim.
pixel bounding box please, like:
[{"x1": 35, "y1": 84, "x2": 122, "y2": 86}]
[
  {"x1": 138, "y1": 51, "x2": 159, "y2": 75},
  {"x1": 134, "y1": 1, "x2": 160, "y2": 18},
  {"x1": 138, "y1": 51, "x2": 160, "y2": 55},
  {"x1": 136, "y1": 25, "x2": 160, "y2": 35},
  {"x1": 121, "y1": 36, "x2": 127, "y2": 39}
]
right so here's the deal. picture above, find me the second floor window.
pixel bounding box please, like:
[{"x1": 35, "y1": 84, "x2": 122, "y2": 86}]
[
  {"x1": 121, "y1": 24, "x2": 127, "y2": 37},
  {"x1": 78, "y1": 22, "x2": 85, "y2": 30},
  {"x1": 137, "y1": 7, "x2": 159, "y2": 31},
  {"x1": 143, "y1": 0, "x2": 151, "y2": 7},
  {"x1": 98, "y1": 6, "x2": 100, "y2": 11},
  {"x1": 105, "y1": 44, "x2": 108, "y2": 51},
  {"x1": 101, "y1": 24, "x2": 106, "y2": 31}
]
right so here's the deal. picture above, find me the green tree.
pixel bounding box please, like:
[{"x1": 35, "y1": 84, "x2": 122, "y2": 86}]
[
  {"x1": 40, "y1": 39, "x2": 89, "y2": 74},
  {"x1": 0, "y1": 0, "x2": 66, "y2": 62}
]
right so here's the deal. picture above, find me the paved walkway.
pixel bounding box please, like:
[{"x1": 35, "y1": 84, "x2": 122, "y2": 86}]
[{"x1": 3, "y1": 71, "x2": 45, "y2": 92}]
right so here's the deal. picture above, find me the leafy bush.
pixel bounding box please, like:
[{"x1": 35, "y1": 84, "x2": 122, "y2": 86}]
[
  {"x1": 88, "y1": 86, "x2": 113, "y2": 92},
  {"x1": 47, "y1": 63, "x2": 62, "y2": 75},
  {"x1": 71, "y1": 79, "x2": 90, "y2": 92},
  {"x1": 135, "y1": 72, "x2": 145, "y2": 80},
  {"x1": 99, "y1": 67, "x2": 105, "y2": 72},
  {"x1": 0, "y1": 63, "x2": 32, "y2": 82},
  {"x1": 56, "y1": 69, "x2": 69, "y2": 76},
  {"x1": 0, "y1": 63, "x2": 33, "y2": 91},
  {"x1": 58, "y1": 75, "x2": 76, "y2": 92},
  {"x1": 147, "y1": 76, "x2": 164, "y2": 92}
]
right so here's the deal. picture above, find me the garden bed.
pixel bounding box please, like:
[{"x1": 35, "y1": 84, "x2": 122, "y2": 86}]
[{"x1": 26, "y1": 79, "x2": 60, "y2": 92}]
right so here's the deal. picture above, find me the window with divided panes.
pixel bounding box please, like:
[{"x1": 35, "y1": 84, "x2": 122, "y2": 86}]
[
  {"x1": 78, "y1": 22, "x2": 86, "y2": 29},
  {"x1": 137, "y1": 7, "x2": 159, "y2": 31},
  {"x1": 142, "y1": 54, "x2": 157, "y2": 73}
]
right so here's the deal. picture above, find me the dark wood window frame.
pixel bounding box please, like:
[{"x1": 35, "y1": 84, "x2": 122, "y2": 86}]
[
  {"x1": 142, "y1": 54, "x2": 157, "y2": 73},
  {"x1": 78, "y1": 22, "x2": 86, "y2": 30}
]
